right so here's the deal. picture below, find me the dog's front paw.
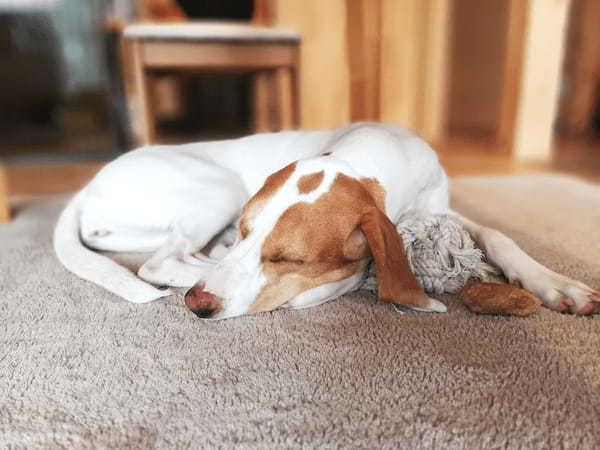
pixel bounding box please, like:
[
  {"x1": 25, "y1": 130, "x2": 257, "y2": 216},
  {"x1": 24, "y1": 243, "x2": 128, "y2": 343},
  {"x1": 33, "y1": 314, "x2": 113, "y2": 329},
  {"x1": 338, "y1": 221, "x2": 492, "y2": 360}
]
[
  {"x1": 522, "y1": 270, "x2": 599, "y2": 315},
  {"x1": 138, "y1": 258, "x2": 210, "y2": 288}
]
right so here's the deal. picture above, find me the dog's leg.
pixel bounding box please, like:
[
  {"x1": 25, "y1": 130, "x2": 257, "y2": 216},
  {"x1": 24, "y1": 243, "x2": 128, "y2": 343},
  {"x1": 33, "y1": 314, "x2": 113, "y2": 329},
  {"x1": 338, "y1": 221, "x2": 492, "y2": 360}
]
[
  {"x1": 199, "y1": 224, "x2": 239, "y2": 261},
  {"x1": 454, "y1": 213, "x2": 600, "y2": 315},
  {"x1": 138, "y1": 218, "x2": 236, "y2": 287},
  {"x1": 138, "y1": 231, "x2": 217, "y2": 287},
  {"x1": 138, "y1": 189, "x2": 246, "y2": 288}
]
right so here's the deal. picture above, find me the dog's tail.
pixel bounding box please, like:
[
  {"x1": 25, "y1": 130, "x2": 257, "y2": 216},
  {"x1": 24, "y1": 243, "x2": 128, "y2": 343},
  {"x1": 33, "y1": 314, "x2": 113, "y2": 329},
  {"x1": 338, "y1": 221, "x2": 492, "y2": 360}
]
[{"x1": 53, "y1": 192, "x2": 172, "y2": 303}]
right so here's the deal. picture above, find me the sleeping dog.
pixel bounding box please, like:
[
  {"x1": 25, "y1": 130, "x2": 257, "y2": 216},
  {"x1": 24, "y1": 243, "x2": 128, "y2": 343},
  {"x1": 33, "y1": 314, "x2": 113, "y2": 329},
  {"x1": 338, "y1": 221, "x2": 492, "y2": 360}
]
[{"x1": 54, "y1": 123, "x2": 599, "y2": 319}]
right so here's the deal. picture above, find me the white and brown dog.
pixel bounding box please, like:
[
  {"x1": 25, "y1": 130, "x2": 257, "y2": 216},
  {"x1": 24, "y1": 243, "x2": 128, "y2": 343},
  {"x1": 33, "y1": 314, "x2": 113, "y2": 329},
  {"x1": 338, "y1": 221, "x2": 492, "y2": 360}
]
[{"x1": 54, "y1": 123, "x2": 599, "y2": 319}]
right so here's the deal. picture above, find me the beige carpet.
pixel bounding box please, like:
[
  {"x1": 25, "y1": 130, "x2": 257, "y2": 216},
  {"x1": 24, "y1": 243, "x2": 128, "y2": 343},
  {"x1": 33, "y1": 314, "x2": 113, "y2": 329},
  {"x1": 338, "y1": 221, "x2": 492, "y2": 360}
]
[{"x1": 1, "y1": 174, "x2": 599, "y2": 449}]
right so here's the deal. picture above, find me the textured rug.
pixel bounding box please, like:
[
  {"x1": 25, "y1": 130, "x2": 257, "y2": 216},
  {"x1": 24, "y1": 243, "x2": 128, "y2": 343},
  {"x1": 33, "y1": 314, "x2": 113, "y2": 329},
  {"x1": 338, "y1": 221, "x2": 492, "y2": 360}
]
[{"x1": 1, "y1": 174, "x2": 599, "y2": 449}]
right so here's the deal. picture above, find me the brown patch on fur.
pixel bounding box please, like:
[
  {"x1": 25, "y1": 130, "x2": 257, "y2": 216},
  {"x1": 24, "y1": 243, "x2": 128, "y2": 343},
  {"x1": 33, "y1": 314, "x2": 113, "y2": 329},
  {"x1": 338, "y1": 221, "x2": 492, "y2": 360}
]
[
  {"x1": 239, "y1": 162, "x2": 296, "y2": 239},
  {"x1": 297, "y1": 171, "x2": 325, "y2": 194},
  {"x1": 247, "y1": 172, "x2": 429, "y2": 313},
  {"x1": 322, "y1": 152, "x2": 332, "y2": 156}
]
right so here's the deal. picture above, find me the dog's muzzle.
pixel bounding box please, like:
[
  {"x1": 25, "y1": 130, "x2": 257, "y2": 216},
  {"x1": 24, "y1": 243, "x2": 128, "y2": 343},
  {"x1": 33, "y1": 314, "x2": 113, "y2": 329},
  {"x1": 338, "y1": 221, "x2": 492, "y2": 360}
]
[{"x1": 184, "y1": 284, "x2": 222, "y2": 319}]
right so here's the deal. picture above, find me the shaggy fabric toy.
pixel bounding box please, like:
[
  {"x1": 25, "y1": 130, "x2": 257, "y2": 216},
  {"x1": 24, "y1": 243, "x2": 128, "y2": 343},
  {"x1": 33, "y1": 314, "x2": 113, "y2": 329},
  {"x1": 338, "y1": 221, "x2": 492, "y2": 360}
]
[{"x1": 360, "y1": 213, "x2": 498, "y2": 296}]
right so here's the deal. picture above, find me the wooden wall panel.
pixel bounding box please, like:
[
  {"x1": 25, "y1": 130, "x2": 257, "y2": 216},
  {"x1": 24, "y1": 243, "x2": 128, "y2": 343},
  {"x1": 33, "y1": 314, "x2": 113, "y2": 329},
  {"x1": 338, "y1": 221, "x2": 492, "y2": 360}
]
[
  {"x1": 418, "y1": 0, "x2": 452, "y2": 142},
  {"x1": 379, "y1": 0, "x2": 450, "y2": 141},
  {"x1": 274, "y1": 1, "x2": 450, "y2": 141},
  {"x1": 448, "y1": 0, "x2": 509, "y2": 137},
  {"x1": 558, "y1": 0, "x2": 600, "y2": 135},
  {"x1": 497, "y1": 0, "x2": 528, "y2": 150},
  {"x1": 379, "y1": 0, "x2": 423, "y2": 131},
  {"x1": 511, "y1": 0, "x2": 571, "y2": 159},
  {"x1": 346, "y1": 0, "x2": 381, "y2": 121},
  {"x1": 274, "y1": 0, "x2": 351, "y2": 129}
]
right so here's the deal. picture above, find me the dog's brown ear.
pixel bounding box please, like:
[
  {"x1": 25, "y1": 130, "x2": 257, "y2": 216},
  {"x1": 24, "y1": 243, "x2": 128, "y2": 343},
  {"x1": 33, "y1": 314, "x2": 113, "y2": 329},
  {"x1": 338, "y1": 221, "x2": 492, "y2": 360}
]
[{"x1": 359, "y1": 206, "x2": 432, "y2": 308}]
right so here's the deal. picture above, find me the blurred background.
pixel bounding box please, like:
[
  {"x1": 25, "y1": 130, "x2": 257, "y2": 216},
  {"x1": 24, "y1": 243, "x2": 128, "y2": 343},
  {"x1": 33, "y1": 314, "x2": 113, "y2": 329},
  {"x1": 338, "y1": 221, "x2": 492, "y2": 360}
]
[{"x1": 1, "y1": 0, "x2": 599, "y2": 222}]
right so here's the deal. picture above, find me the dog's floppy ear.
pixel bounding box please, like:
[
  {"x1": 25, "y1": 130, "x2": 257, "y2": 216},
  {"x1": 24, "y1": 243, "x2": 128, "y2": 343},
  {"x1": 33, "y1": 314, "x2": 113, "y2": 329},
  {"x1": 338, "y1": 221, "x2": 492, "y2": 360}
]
[{"x1": 359, "y1": 206, "x2": 445, "y2": 311}]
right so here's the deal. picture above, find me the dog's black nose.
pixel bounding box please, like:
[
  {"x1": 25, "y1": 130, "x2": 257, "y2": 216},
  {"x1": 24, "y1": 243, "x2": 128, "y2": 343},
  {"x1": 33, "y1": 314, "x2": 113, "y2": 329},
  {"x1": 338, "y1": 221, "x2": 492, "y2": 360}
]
[
  {"x1": 189, "y1": 307, "x2": 215, "y2": 318},
  {"x1": 184, "y1": 284, "x2": 222, "y2": 319}
]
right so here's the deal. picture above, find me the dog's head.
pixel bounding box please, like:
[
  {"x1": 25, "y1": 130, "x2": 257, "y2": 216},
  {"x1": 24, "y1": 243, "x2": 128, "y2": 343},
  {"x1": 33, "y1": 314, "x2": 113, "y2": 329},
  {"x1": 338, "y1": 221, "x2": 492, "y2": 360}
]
[{"x1": 185, "y1": 157, "x2": 439, "y2": 319}]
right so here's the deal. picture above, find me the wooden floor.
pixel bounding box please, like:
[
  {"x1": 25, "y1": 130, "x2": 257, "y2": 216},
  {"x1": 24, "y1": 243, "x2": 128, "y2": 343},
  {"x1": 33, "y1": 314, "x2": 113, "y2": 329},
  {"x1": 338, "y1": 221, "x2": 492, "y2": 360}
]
[
  {"x1": 4, "y1": 135, "x2": 600, "y2": 198},
  {"x1": 437, "y1": 135, "x2": 600, "y2": 183}
]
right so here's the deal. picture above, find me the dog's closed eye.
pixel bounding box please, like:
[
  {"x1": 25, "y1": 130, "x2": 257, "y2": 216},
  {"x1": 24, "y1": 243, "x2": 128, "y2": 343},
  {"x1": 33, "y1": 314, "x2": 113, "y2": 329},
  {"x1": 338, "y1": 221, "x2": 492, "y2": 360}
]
[{"x1": 268, "y1": 256, "x2": 304, "y2": 265}]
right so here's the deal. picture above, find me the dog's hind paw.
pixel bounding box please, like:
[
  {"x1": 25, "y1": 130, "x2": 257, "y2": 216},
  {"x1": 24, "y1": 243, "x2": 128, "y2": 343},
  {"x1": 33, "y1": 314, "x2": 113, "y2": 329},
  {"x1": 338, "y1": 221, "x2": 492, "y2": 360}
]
[{"x1": 523, "y1": 269, "x2": 599, "y2": 315}]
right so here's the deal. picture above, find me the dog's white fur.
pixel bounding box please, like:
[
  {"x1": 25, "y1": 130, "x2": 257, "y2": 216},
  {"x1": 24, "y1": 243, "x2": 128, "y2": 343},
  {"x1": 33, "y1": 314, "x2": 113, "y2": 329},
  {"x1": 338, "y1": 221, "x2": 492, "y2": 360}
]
[{"x1": 54, "y1": 123, "x2": 599, "y2": 318}]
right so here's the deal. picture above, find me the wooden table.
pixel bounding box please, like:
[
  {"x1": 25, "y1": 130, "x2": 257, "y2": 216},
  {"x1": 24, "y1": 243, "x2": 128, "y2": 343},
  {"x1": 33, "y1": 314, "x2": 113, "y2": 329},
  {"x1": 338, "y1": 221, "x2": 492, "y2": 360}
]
[{"x1": 123, "y1": 22, "x2": 301, "y2": 146}]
